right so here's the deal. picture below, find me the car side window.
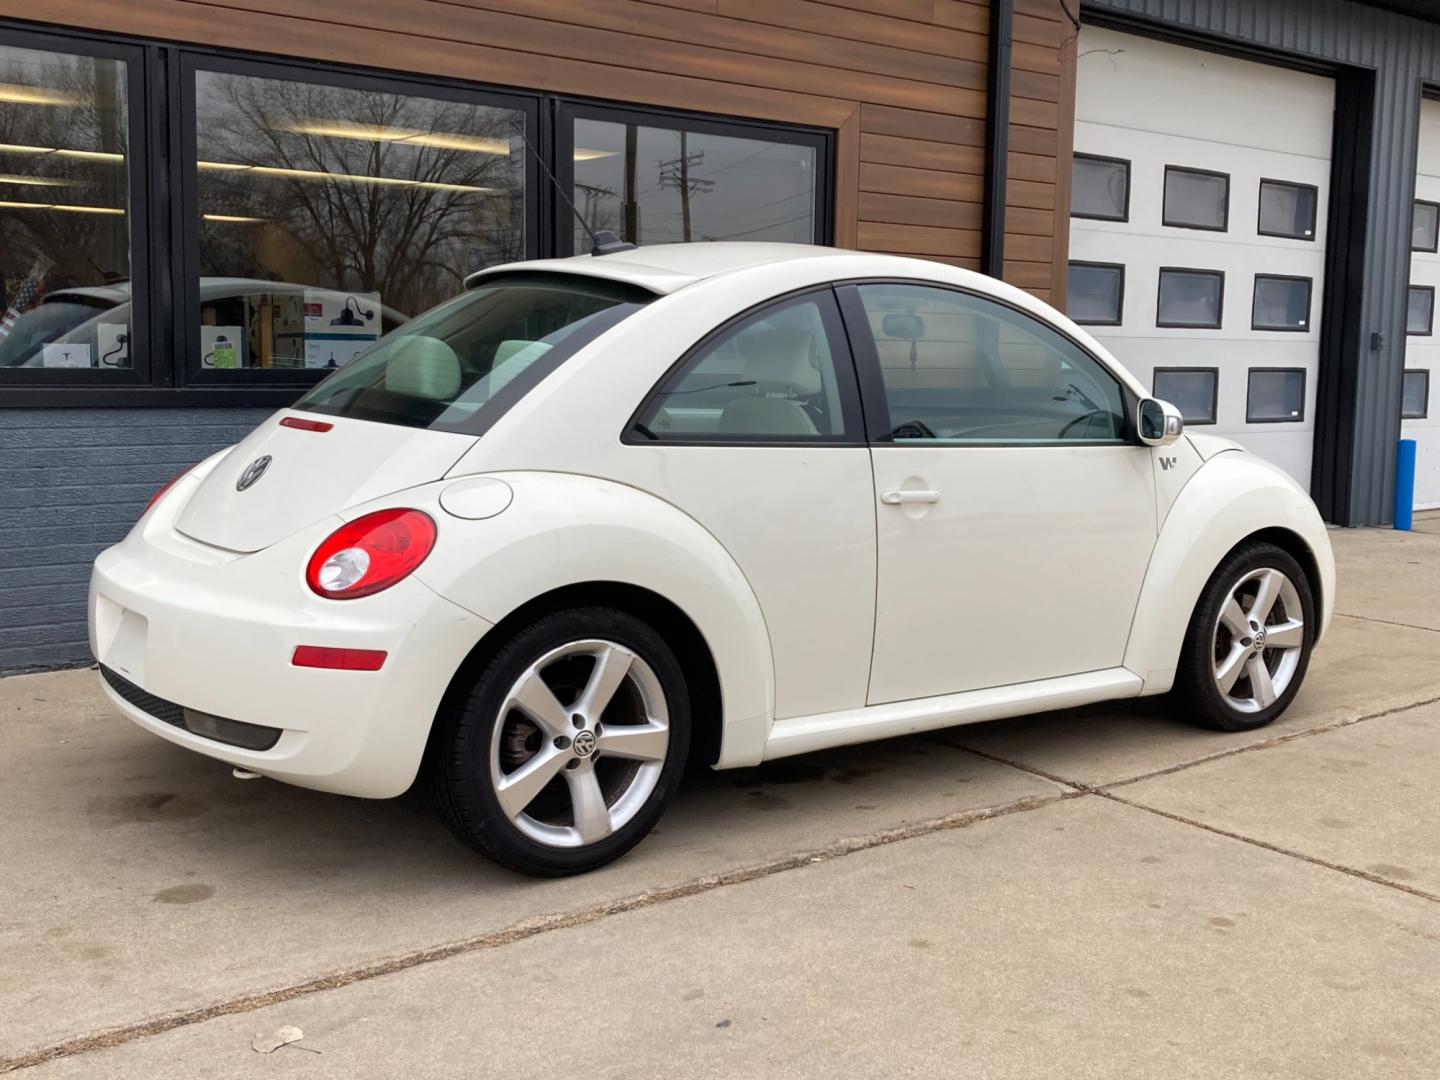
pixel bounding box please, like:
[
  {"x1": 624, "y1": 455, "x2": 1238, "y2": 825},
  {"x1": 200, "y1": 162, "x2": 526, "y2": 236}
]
[
  {"x1": 631, "y1": 291, "x2": 858, "y2": 442},
  {"x1": 851, "y1": 283, "x2": 1128, "y2": 444}
]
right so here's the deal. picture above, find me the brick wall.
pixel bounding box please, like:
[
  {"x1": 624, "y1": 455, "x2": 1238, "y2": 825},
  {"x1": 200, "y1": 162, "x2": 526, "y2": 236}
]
[{"x1": 0, "y1": 408, "x2": 271, "y2": 674}]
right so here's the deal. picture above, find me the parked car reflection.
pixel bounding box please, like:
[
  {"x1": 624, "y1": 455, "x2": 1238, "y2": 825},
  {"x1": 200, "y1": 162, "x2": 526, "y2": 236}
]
[{"x1": 0, "y1": 278, "x2": 409, "y2": 369}]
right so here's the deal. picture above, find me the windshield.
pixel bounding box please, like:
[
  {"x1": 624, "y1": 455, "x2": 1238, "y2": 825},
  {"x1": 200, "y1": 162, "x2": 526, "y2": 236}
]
[{"x1": 294, "y1": 272, "x2": 654, "y2": 433}]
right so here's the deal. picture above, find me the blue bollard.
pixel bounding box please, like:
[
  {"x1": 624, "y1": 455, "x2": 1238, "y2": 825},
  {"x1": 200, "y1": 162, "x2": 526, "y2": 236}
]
[{"x1": 1395, "y1": 438, "x2": 1417, "y2": 531}]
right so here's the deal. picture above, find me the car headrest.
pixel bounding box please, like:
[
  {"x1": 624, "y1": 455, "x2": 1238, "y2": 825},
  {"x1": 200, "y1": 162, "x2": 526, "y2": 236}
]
[
  {"x1": 383, "y1": 335, "x2": 461, "y2": 400},
  {"x1": 740, "y1": 328, "x2": 821, "y2": 397}
]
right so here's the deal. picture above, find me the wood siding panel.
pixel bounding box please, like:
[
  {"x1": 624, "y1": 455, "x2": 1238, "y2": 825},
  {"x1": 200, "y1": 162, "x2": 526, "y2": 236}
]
[
  {"x1": 1003, "y1": 0, "x2": 1072, "y2": 295},
  {"x1": 718, "y1": 0, "x2": 988, "y2": 60},
  {"x1": 9, "y1": 0, "x2": 1070, "y2": 294},
  {"x1": 861, "y1": 104, "x2": 986, "y2": 147},
  {"x1": 860, "y1": 162, "x2": 986, "y2": 202},
  {"x1": 861, "y1": 133, "x2": 986, "y2": 175}
]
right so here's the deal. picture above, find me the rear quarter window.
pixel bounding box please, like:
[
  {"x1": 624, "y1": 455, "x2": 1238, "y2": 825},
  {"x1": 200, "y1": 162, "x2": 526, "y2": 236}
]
[{"x1": 295, "y1": 272, "x2": 655, "y2": 434}]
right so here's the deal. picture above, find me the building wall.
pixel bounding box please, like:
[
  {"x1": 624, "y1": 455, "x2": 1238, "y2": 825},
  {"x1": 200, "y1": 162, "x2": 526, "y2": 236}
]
[
  {"x1": 0, "y1": 0, "x2": 1081, "y2": 672},
  {"x1": 5, "y1": 0, "x2": 1065, "y2": 289},
  {"x1": 1085, "y1": 0, "x2": 1440, "y2": 525},
  {"x1": 0, "y1": 409, "x2": 270, "y2": 673}
]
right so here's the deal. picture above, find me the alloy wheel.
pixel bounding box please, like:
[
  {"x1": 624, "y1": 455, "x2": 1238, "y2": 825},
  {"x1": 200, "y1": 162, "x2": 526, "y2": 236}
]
[
  {"x1": 1210, "y1": 567, "x2": 1306, "y2": 714},
  {"x1": 488, "y1": 639, "x2": 670, "y2": 848}
]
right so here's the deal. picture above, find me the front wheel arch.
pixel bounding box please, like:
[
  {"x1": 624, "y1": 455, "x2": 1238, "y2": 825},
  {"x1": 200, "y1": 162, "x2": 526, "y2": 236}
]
[{"x1": 1125, "y1": 453, "x2": 1333, "y2": 694}]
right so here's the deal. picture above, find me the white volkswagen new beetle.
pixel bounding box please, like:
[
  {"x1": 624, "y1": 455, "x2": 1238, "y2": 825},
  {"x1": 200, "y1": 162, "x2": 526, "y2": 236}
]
[{"x1": 90, "y1": 243, "x2": 1334, "y2": 875}]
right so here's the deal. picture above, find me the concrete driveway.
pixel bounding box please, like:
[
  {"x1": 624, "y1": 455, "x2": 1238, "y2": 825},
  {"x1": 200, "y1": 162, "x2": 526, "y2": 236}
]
[{"x1": 2, "y1": 517, "x2": 1438, "y2": 1077}]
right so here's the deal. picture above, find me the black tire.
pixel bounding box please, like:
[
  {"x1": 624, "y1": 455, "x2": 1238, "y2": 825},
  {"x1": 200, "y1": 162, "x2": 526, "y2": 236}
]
[
  {"x1": 429, "y1": 606, "x2": 690, "y2": 877},
  {"x1": 1173, "y1": 541, "x2": 1316, "y2": 732}
]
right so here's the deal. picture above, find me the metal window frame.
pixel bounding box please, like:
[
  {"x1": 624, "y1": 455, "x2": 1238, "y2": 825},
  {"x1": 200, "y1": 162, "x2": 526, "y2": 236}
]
[
  {"x1": 1413, "y1": 199, "x2": 1440, "y2": 254},
  {"x1": 1162, "y1": 164, "x2": 1231, "y2": 232},
  {"x1": 1402, "y1": 368, "x2": 1430, "y2": 420},
  {"x1": 553, "y1": 98, "x2": 834, "y2": 258},
  {"x1": 174, "y1": 51, "x2": 542, "y2": 391},
  {"x1": 1066, "y1": 260, "x2": 1126, "y2": 325},
  {"x1": 1152, "y1": 366, "x2": 1220, "y2": 425},
  {"x1": 0, "y1": 26, "x2": 157, "y2": 391},
  {"x1": 832, "y1": 277, "x2": 1137, "y2": 448},
  {"x1": 1070, "y1": 152, "x2": 1131, "y2": 222},
  {"x1": 1246, "y1": 366, "x2": 1308, "y2": 424},
  {"x1": 1251, "y1": 273, "x2": 1314, "y2": 332},
  {"x1": 1256, "y1": 177, "x2": 1320, "y2": 242},
  {"x1": 0, "y1": 19, "x2": 839, "y2": 407},
  {"x1": 1407, "y1": 284, "x2": 1436, "y2": 336},
  {"x1": 1156, "y1": 266, "x2": 1226, "y2": 329},
  {"x1": 620, "y1": 285, "x2": 865, "y2": 449}
]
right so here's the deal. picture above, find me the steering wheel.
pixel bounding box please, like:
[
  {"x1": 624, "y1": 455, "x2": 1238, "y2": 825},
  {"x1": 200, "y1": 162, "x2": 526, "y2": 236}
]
[{"x1": 890, "y1": 419, "x2": 937, "y2": 440}]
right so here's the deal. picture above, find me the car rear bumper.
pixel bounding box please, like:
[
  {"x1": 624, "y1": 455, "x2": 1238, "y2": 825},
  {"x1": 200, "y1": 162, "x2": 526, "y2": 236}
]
[{"x1": 88, "y1": 487, "x2": 492, "y2": 798}]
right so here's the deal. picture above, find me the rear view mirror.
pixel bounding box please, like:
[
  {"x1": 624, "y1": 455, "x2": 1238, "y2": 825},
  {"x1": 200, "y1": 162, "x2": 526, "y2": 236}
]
[
  {"x1": 1138, "y1": 397, "x2": 1184, "y2": 446},
  {"x1": 881, "y1": 313, "x2": 925, "y2": 340}
]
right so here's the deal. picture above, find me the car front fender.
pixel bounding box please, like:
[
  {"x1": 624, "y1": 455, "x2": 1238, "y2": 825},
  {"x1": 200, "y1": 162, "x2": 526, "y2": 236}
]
[
  {"x1": 1125, "y1": 451, "x2": 1335, "y2": 694},
  {"x1": 412, "y1": 471, "x2": 776, "y2": 768}
]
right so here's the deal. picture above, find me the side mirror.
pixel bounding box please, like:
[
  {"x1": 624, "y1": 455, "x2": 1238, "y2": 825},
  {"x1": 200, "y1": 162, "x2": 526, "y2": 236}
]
[{"x1": 1137, "y1": 397, "x2": 1184, "y2": 446}]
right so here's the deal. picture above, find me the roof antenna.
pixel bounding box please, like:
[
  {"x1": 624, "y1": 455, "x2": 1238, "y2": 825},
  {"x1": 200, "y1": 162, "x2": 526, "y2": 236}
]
[{"x1": 510, "y1": 116, "x2": 636, "y2": 257}]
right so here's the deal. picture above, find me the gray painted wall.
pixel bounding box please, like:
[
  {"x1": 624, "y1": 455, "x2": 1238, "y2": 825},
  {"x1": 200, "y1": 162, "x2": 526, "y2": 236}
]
[
  {"x1": 1084, "y1": 0, "x2": 1440, "y2": 524},
  {"x1": 0, "y1": 408, "x2": 270, "y2": 674}
]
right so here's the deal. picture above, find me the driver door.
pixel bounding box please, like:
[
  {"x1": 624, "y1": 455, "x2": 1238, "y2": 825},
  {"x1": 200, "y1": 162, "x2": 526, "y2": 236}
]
[{"x1": 836, "y1": 282, "x2": 1157, "y2": 705}]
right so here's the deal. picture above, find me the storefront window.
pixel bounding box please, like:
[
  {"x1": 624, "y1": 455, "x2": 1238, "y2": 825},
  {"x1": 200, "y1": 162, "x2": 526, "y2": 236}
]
[
  {"x1": 192, "y1": 68, "x2": 526, "y2": 371},
  {"x1": 0, "y1": 43, "x2": 133, "y2": 371},
  {"x1": 570, "y1": 115, "x2": 819, "y2": 252}
]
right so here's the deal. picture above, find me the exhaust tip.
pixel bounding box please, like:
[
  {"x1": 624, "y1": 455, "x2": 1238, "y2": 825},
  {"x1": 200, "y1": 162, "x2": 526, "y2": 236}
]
[{"x1": 232, "y1": 767, "x2": 263, "y2": 781}]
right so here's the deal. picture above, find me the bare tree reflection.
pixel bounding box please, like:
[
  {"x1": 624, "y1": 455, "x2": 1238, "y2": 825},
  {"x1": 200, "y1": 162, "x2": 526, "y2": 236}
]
[{"x1": 197, "y1": 74, "x2": 524, "y2": 316}]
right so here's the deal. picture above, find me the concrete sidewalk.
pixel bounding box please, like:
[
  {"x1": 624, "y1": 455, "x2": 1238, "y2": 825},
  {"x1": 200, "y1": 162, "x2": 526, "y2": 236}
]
[{"x1": 3, "y1": 518, "x2": 1438, "y2": 1076}]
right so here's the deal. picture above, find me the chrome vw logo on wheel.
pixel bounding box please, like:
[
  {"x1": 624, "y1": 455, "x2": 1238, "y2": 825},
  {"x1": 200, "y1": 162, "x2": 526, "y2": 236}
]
[
  {"x1": 572, "y1": 730, "x2": 597, "y2": 757},
  {"x1": 236, "y1": 455, "x2": 272, "y2": 491}
]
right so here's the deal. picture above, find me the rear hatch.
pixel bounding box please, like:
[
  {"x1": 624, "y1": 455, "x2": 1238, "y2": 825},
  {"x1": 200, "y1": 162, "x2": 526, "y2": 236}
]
[{"x1": 175, "y1": 413, "x2": 475, "y2": 553}]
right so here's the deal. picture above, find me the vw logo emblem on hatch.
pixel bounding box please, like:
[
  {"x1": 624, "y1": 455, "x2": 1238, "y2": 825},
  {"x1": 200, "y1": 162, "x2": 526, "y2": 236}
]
[
  {"x1": 236, "y1": 455, "x2": 272, "y2": 492},
  {"x1": 572, "y1": 730, "x2": 597, "y2": 757}
]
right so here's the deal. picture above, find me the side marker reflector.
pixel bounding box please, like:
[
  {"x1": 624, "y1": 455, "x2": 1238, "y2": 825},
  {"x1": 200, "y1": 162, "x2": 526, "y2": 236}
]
[{"x1": 292, "y1": 646, "x2": 387, "y2": 671}]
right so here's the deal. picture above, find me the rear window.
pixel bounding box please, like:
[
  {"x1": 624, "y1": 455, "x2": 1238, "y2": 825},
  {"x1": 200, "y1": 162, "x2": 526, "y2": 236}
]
[{"x1": 294, "y1": 272, "x2": 655, "y2": 433}]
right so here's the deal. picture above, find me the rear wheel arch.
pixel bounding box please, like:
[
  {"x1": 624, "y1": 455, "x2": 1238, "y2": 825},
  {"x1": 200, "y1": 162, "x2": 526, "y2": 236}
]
[{"x1": 427, "y1": 581, "x2": 724, "y2": 771}]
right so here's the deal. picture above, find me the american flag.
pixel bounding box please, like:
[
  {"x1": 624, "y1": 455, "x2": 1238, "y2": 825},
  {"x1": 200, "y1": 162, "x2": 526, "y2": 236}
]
[{"x1": 0, "y1": 258, "x2": 51, "y2": 341}]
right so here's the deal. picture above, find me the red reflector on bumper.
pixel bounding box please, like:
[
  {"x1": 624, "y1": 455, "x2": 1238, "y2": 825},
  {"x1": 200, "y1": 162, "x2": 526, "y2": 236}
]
[
  {"x1": 280, "y1": 416, "x2": 334, "y2": 432},
  {"x1": 292, "y1": 646, "x2": 387, "y2": 671}
]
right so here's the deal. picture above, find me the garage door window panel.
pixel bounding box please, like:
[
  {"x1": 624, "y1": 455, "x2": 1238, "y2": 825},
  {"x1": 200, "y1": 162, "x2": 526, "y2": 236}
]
[
  {"x1": 1163, "y1": 166, "x2": 1229, "y2": 231},
  {"x1": 1257, "y1": 179, "x2": 1318, "y2": 241},
  {"x1": 844, "y1": 283, "x2": 1127, "y2": 445},
  {"x1": 1247, "y1": 368, "x2": 1306, "y2": 423},
  {"x1": 1413, "y1": 200, "x2": 1440, "y2": 254},
  {"x1": 1157, "y1": 268, "x2": 1225, "y2": 329},
  {"x1": 1066, "y1": 262, "x2": 1124, "y2": 325},
  {"x1": 1403, "y1": 370, "x2": 1430, "y2": 420},
  {"x1": 1071, "y1": 154, "x2": 1129, "y2": 222},
  {"x1": 1252, "y1": 275, "x2": 1313, "y2": 332},
  {"x1": 1408, "y1": 286, "x2": 1435, "y2": 336},
  {"x1": 629, "y1": 290, "x2": 860, "y2": 444},
  {"x1": 1153, "y1": 368, "x2": 1218, "y2": 425}
]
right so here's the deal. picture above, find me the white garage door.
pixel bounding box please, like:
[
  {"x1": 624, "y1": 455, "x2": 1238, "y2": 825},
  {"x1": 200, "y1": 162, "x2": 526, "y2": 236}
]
[
  {"x1": 1405, "y1": 100, "x2": 1440, "y2": 510},
  {"x1": 1068, "y1": 27, "x2": 1334, "y2": 490}
]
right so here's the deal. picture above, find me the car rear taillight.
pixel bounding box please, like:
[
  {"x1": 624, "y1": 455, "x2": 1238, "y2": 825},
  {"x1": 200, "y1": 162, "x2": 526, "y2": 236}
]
[
  {"x1": 144, "y1": 467, "x2": 193, "y2": 515},
  {"x1": 305, "y1": 508, "x2": 437, "y2": 600}
]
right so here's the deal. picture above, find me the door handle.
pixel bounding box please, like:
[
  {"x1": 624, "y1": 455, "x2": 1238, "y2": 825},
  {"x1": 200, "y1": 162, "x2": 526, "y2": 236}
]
[{"x1": 880, "y1": 489, "x2": 941, "y2": 505}]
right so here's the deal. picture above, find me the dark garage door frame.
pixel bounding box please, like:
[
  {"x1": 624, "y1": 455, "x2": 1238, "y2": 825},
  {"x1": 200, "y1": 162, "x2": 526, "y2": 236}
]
[{"x1": 1083, "y1": 0, "x2": 1440, "y2": 527}]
